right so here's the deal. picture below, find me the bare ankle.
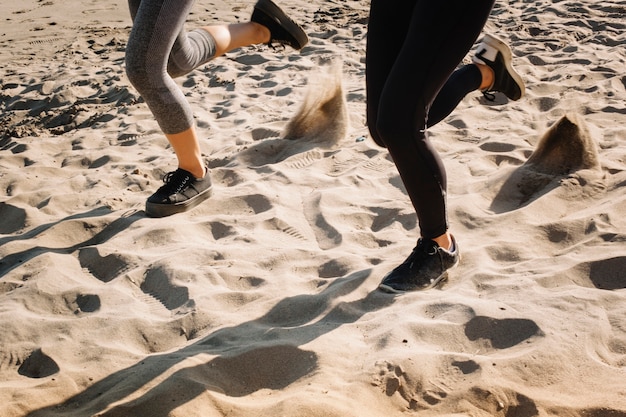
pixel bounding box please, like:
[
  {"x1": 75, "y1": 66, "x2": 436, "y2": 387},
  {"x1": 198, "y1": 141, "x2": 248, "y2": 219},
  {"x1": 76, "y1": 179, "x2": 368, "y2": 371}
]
[
  {"x1": 475, "y1": 63, "x2": 494, "y2": 90},
  {"x1": 178, "y1": 164, "x2": 205, "y2": 179},
  {"x1": 431, "y1": 233, "x2": 453, "y2": 251},
  {"x1": 250, "y1": 22, "x2": 271, "y2": 44}
]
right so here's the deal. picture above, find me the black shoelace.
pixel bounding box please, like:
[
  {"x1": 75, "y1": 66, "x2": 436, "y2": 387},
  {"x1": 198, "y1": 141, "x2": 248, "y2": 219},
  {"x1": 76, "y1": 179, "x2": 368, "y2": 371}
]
[{"x1": 161, "y1": 170, "x2": 191, "y2": 195}]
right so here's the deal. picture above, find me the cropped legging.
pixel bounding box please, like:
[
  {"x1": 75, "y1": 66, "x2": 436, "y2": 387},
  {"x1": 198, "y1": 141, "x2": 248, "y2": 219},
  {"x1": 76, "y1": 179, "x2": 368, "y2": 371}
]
[
  {"x1": 366, "y1": 0, "x2": 495, "y2": 239},
  {"x1": 125, "y1": 0, "x2": 217, "y2": 135}
]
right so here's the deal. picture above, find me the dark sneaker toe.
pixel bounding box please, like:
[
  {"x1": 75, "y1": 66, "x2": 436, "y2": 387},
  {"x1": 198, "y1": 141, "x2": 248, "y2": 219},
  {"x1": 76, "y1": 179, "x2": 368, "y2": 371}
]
[{"x1": 252, "y1": 0, "x2": 308, "y2": 50}]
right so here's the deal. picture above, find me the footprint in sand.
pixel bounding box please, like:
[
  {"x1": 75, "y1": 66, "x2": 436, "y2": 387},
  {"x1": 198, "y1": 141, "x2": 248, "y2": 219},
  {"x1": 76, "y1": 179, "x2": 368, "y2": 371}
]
[
  {"x1": 139, "y1": 266, "x2": 192, "y2": 311},
  {"x1": 0, "y1": 282, "x2": 22, "y2": 295},
  {"x1": 71, "y1": 293, "x2": 101, "y2": 314},
  {"x1": 588, "y1": 256, "x2": 626, "y2": 290},
  {"x1": 238, "y1": 137, "x2": 326, "y2": 167},
  {"x1": 370, "y1": 206, "x2": 416, "y2": 233},
  {"x1": 0, "y1": 203, "x2": 27, "y2": 234},
  {"x1": 325, "y1": 149, "x2": 390, "y2": 178},
  {"x1": 78, "y1": 247, "x2": 132, "y2": 283},
  {"x1": 303, "y1": 191, "x2": 342, "y2": 250},
  {"x1": 464, "y1": 316, "x2": 542, "y2": 349},
  {"x1": 465, "y1": 386, "x2": 539, "y2": 417},
  {"x1": 0, "y1": 348, "x2": 57, "y2": 379},
  {"x1": 451, "y1": 359, "x2": 480, "y2": 375},
  {"x1": 318, "y1": 257, "x2": 354, "y2": 279},
  {"x1": 374, "y1": 361, "x2": 406, "y2": 397},
  {"x1": 262, "y1": 217, "x2": 309, "y2": 244},
  {"x1": 207, "y1": 221, "x2": 237, "y2": 240},
  {"x1": 374, "y1": 361, "x2": 448, "y2": 409},
  {"x1": 17, "y1": 348, "x2": 60, "y2": 379}
]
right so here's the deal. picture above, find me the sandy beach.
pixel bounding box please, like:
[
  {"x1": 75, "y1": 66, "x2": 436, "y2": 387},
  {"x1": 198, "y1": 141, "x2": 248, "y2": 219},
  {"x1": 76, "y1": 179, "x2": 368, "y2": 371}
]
[{"x1": 1, "y1": 0, "x2": 625, "y2": 416}]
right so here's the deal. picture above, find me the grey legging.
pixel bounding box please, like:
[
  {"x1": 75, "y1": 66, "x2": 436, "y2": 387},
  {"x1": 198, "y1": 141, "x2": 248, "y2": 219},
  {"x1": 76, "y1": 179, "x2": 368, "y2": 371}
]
[{"x1": 125, "y1": 0, "x2": 217, "y2": 134}]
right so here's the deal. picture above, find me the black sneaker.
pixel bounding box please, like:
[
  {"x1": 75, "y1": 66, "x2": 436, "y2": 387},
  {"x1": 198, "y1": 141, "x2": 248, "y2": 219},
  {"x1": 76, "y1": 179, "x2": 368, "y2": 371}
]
[
  {"x1": 145, "y1": 168, "x2": 212, "y2": 218},
  {"x1": 472, "y1": 34, "x2": 525, "y2": 101},
  {"x1": 251, "y1": 0, "x2": 309, "y2": 50},
  {"x1": 378, "y1": 237, "x2": 460, "y2": 293}
]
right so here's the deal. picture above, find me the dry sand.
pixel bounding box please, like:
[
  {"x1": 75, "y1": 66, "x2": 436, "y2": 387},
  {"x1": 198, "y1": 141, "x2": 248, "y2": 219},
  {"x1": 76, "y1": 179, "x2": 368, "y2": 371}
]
[{"x1": 1, "y1": 0, "x2": 625, "y2": 416}]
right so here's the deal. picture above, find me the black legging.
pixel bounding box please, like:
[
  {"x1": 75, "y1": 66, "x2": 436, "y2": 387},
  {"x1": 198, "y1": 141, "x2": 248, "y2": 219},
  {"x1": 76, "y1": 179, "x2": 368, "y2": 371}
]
[{"x1": 366, "y1": 0, "x2": 495, "y2": 239}]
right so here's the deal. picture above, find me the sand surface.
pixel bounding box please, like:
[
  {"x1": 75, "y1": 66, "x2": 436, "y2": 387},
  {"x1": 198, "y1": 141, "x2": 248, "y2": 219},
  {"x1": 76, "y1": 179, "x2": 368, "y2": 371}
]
[{"x1": 1, "y1": 1, "x2": 625, "y2": 416}]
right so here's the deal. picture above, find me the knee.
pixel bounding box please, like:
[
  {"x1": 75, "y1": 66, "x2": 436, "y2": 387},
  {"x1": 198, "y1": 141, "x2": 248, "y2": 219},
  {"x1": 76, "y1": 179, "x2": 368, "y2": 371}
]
[
  {"x1": 125, "y1": 52, "x2": 149, "y2": 93},
  {"x1": 376, "y1": 102, "x2": 429, "y2": 149},
  {"x1": 370, "y1": 110, "x2": 406, "y2": 149},
  {"x1": 366, "y1": 106, "x2": 388, "y2": 148},
  {"x1": 366, "y1": 123, "x2": 386, "y2": 148},
  {"x1": 126, "y1": 39, "x2": 166, "y2": 96},
  {"x1": 167, "y1": 29, "x2": 217, "y2": 79}
]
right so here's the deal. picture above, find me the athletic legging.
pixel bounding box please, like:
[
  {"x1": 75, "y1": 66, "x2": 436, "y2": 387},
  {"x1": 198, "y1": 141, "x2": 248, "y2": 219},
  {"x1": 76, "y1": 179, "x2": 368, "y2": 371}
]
[
  {"x1": 125, "y1": 0, "x2": 217, "y2": 135},
  {"x1": 366, "y1": 0, "x2": 495, "y2": 239}
]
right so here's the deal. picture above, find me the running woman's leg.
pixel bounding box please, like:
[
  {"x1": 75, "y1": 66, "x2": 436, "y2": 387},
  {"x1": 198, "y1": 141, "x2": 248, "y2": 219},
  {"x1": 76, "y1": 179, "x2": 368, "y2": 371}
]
[
  {"x1": 125, "y1": 0, "x2": 200, "y2": 136},
  {"x1": 366, "y1": 0, "x2": 495, "y2": 240}
]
